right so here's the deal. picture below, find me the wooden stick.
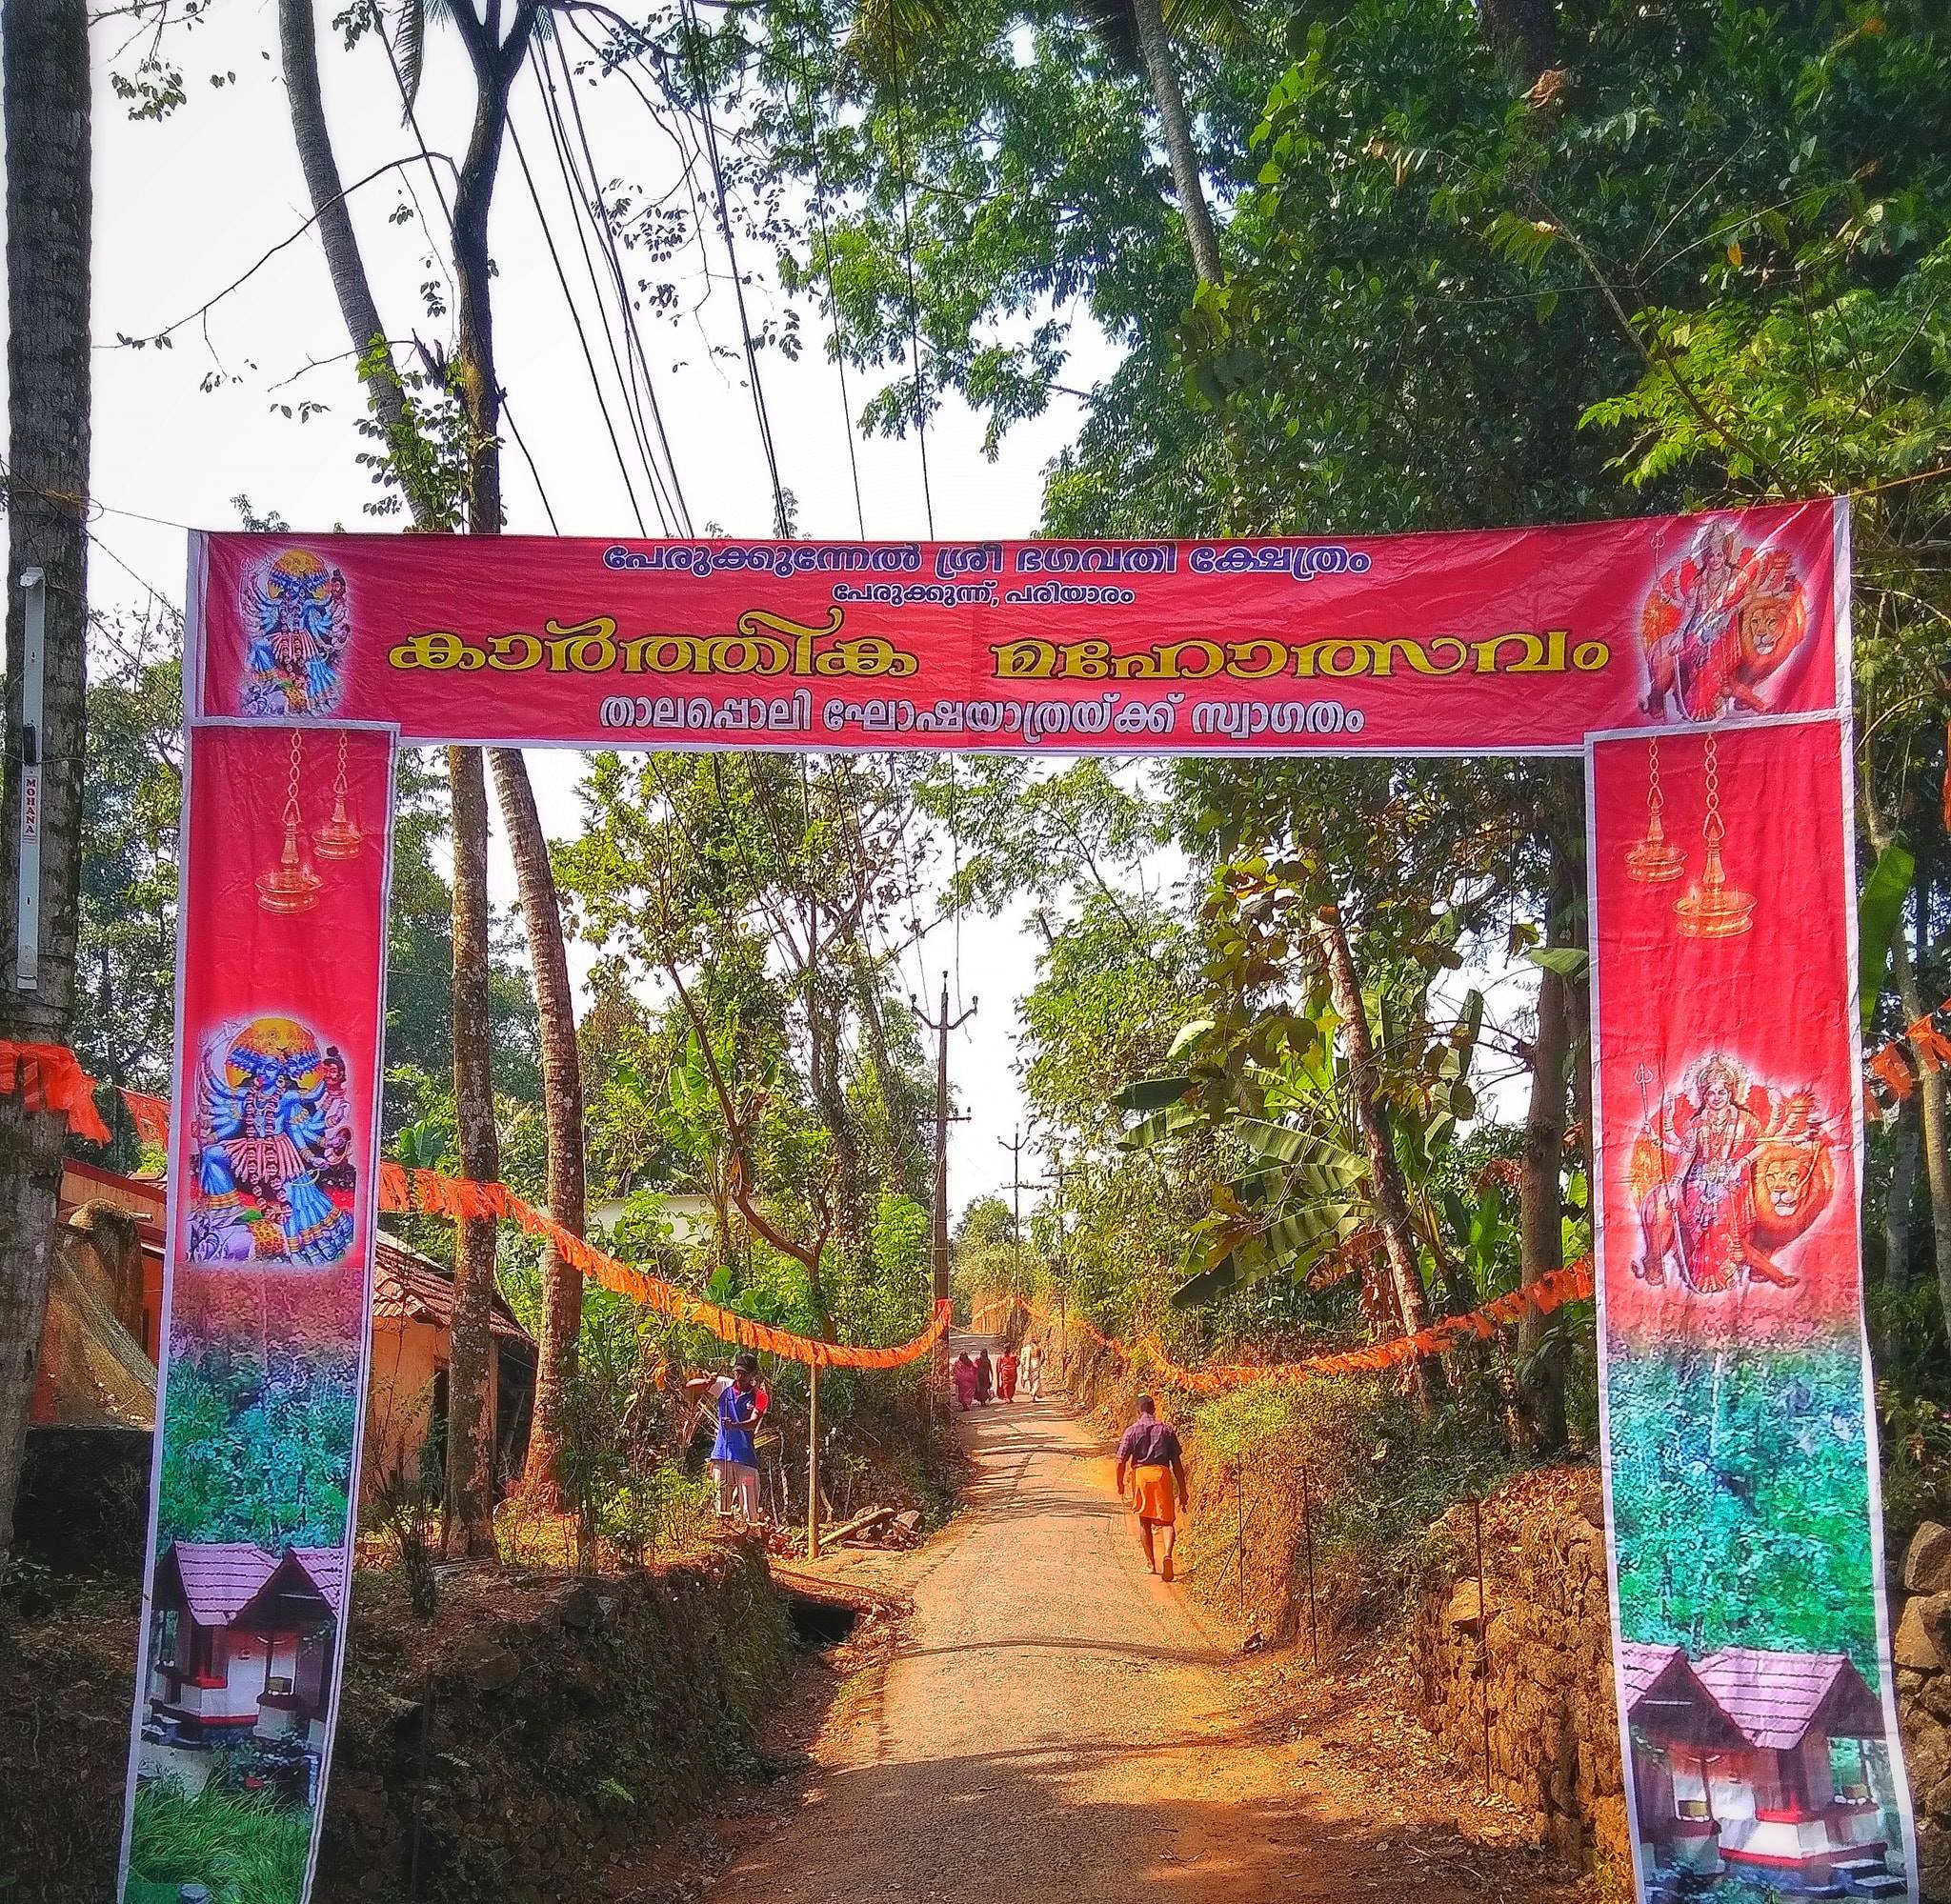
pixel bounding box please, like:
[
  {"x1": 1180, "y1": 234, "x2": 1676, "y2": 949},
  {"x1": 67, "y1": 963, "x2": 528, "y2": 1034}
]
[
  {"x1": 1300, "y1": 1462, "x2": 1318, "y2": 1668},
  {"x1": 1474, "y1": 1494, "x2": 1491, "y2": 1794},
  {"x1": 807, "y1": 1362, "x2": 822, "y2": 1561}
]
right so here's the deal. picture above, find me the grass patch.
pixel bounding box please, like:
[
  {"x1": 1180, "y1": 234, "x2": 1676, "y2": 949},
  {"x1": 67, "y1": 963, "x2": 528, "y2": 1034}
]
[{"x1": 124, "y1": 1780, "x2": 313, "y2": 1904}]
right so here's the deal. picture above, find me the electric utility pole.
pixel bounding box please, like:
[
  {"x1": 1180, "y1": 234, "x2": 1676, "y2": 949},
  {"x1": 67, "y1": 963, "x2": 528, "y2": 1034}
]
[
  {"x1": 1045, "y1": 1145, "x2": 1076, "y2": 1375},
  {"x1": 916, "y1": 975, "x2": 978, "y2": 1314},
  {"x1": 998, "y1": 1125, "x2": 1034, "y2": 1240}
]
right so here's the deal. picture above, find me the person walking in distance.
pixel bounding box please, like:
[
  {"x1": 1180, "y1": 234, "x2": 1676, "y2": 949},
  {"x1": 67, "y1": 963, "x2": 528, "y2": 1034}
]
[{"x1": 1115, "y1": 1394, "x2": 1188, "y2": 1581}]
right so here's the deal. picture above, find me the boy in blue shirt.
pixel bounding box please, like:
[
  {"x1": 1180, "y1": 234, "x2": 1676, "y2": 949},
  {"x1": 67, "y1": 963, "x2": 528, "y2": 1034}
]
[{"x1": 712, "y1": 1352, "x2": 763, "y2": 1524}]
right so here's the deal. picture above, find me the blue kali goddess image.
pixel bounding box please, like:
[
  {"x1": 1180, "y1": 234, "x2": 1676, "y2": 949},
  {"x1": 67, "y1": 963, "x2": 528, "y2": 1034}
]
[{"x1": 189, "y1": 1014, "x2": 355, "y2": 1267}]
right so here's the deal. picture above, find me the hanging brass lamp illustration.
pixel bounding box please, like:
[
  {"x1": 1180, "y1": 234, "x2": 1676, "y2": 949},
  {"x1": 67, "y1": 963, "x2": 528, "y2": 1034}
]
[
  {"x1": 1625, "y1": 737, "x2": 1685, "y2": 883},
  {"x1": 1675, "y1": 731, "x2": 1755, "y2": 939},
  {"x1": 256, "y1": 730, "x2": 324, "y2": 914}
]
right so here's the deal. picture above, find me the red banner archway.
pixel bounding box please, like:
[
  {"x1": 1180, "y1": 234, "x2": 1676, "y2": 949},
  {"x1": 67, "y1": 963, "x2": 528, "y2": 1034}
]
[{"x1": 117, "y1": 498, "x2": 1918, "y2": 1904}]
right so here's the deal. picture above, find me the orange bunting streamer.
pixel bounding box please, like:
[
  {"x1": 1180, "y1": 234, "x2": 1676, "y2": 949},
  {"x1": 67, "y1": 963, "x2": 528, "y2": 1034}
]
[
  {"x1": 1907, "y1": 1015, "x2": 1951, "y2": 1074},
  {"x1": 1871, "y1": 1046, "x2": 1917, "y2": 1103},
  {"x1": 1003, "y1": 1259, "x2": 1596, "y2": 1393},
  {"x1": 122, "y1": 1090, "x2": 171, "y2": 1143},
  {"x1": 0, "y1": 1040, "x2": 111, "y2": 1144},
  {"x1": 374, "y1": 1160, "x2": 949, "y2": 1370}
]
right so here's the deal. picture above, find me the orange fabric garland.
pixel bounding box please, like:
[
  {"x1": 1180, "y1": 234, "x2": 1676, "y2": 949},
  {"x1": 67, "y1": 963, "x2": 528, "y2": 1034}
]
[
  {"x1": 375, "y1": 1161, "x2": 949, "y2": 1370},
  {"x1": 1004, "y1": 1258, "x2": 1596, "y2": 1393},
  {"x1": 0, "y1": 1040, "x2": 111, "y2": 1143}
]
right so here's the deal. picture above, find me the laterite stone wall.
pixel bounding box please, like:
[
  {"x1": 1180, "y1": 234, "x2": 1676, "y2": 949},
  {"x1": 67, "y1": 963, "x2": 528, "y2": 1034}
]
[{"x1": 1411, "y1": 1469, "x2": 1631, "y2": 1876}]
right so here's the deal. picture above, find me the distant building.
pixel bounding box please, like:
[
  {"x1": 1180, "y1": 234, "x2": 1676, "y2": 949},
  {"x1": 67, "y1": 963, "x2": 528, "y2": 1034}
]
[
  {"x1": 588, "y1": 1189, "x2": 714, "y2": 1246},
  {"x1": 30, "y1": 1161, "x2": 537, "y2": 1493},
  {"x1": 366, "y1": 1235, "x2": 536, "y2": 1490},
  {"x1": 1621, "y1": 1640, "x2": 1904, "y2": 1898}
]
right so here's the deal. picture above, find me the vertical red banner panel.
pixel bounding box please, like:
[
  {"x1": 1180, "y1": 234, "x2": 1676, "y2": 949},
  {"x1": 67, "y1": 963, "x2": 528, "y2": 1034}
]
[
  {"x1": 116, "y1": 722, "x2": 395, "y2": 1904},
  {"x1": 1590, "y1": 715, "x2": 1915, "y2": 1899}
]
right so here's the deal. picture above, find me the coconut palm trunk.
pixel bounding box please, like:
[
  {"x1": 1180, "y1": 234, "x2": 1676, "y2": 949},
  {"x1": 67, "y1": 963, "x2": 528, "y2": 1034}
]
[
  {"x1": 279, "y1": 0, "x2": 586, "y2": 1521},
  {"x1": 1310, "y1": 904, "x2": 1438, "y2": 1401},
  {"x1": 0, "y1": 0, "x2": 91, "y2": 1570},
  {"x1": 1126, "y1": 0, "x2": 1221, "y2": 283},
  {"x1": 488, "y1": 749, "x2": 585, "y2": 1505},
  {"x1": 445, "y1": 743, "x2": 502, "y2": 1553},
  {"x1": 1516, "y1": 858, "x2": 1573, "y2": 1453}
]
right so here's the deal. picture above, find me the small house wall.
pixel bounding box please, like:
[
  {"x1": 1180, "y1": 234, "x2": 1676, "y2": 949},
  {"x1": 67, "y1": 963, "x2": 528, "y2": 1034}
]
[
  {"x1": 167, "y1": 1630, "x2": 268, "y2": 1725},
  {"x1": 1800, "y1": 1734, "x2": 1837, "y2": 1812},
  {"x1": 264, "y1": 1630, "x2": 301, "y2": 1694},
  {"x1": 366, "y1": 1318, "x2": 443, "y2": 1485}
]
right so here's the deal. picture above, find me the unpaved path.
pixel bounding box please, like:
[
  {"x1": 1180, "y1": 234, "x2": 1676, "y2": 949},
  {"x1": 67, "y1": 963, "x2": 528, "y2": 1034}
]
[{"x1": 706, "y1": 1341, "x2": 1585, "y2": 1904}]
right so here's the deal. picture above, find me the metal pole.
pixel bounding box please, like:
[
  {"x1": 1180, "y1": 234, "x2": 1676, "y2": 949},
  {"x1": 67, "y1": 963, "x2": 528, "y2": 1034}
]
[
  {"x1": 807, "y1": 1362, "x2": 821, "y2": 1561},
  {"x1": 1473, "y1": 1494, "x2": 1491, "y2": 1794},
  {"x1": 1301, "y1": 1462, "x2": 1318, "y2": 1668},
  {"x1": 1000, "y1": 1125, "x2": 1025, "y2": 1240},
  {"x1": 934, "y1": 979, "x2": 950, "y2": 1311},
  {"x1": 14, "y1": 567, "x2": 45, "y2": 992},
  {"x1": 1235, "y1": 1460, "x2": 1246, "y2": 1617}
]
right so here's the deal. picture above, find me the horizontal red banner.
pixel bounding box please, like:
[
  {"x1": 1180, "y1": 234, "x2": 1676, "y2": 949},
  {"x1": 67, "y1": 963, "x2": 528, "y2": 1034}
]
[{"x1": 191, "y1": 501, "x2": 1842, "y2": 752}]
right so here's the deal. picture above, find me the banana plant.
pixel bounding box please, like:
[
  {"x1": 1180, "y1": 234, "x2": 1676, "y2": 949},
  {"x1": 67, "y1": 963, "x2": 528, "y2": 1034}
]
[{"x1": 1122, "y1": 971, "x2": 1489, "y2": 1307}]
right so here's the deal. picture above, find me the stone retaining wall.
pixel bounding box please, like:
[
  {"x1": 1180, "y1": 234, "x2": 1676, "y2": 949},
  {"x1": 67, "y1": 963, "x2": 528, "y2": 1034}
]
[
  {"x1": 1892, "y1": 1519, "x2": 1951, "y2": 1899},
  {"x1": 1411, "y1": 1467, "x2": 1630, "y2": 1875},
  {"x1": 1416, "y1": 1474, "x2": 1951, "y2": 1899}
]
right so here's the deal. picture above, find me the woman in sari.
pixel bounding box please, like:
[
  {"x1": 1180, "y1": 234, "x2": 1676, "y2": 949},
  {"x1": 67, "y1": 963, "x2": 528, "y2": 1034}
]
[
  {"x1": 953, "y1": 1351, "x2": 979, "y2": 1410},
  {"x1": 976, "y1": 1349, "x2": 995, "y2": 1405},
  {"x1": 997, "y1": 1348, "x2": 1019, "y2": 1401}
]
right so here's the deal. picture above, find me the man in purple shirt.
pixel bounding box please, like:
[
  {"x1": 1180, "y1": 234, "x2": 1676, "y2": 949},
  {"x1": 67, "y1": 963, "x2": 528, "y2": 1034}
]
[{"x1": 1115, "y1": 1394, "x2": 1188, "y2": 1581}]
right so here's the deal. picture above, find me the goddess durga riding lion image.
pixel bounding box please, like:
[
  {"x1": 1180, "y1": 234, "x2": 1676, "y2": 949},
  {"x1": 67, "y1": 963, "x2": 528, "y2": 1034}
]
[
  {"x1": 1640, "y1": 524, "x2": 1809, "y2": 722},
  {"x1": 1628, "y1": 1055, "x2": 1835, "y2": 1293}
]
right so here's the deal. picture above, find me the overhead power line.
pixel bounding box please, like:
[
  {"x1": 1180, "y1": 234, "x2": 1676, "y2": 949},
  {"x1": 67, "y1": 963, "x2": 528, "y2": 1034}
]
[
  {"x1": 783, "y1": 18, "x2": 867, "y2": 539},
  {"x1": 375, "y1": 20, "x2": 563, "y2": 532},
  {"x1": 507, "y1": 98, "x2": 659, "y2": 533},
  {"x1": 675, "y1": 0, "x2": 791, "y2": 536},
  {"x1": 539, "y1": 30, "x2": 695, "y2": 535},
  {"x1": 889, "y1": 39, "x2": 935, "y2": 538}
]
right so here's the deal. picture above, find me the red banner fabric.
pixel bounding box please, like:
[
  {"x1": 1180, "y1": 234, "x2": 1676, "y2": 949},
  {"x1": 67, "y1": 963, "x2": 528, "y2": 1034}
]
[
  {"x1": 1589, "y1": 712, "x2": 1917, "y2": 1897},
  {"x1": 191, "y1": 503, "x2": 1840, "y2": 753},
  {"x1": 118, "y1": 724, "x2": 395, "y2": 1904},
  {"x1": 113, "y1": 499, "x2": 1918, "y2": 1904}
]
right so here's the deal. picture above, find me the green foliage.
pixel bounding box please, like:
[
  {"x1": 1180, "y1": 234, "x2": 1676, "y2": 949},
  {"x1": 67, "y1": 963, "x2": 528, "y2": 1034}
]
[
  {"x1": 124, "y1": 1781, "x2": 313, "y2": 1904},
  {"x1": 156, "y1": 1345, "x2": 357, "y2": 1553},
  {"x1": 1859, "y1": 841, "x2": 1917, "y2": 1035},
  {"x1": 1608, "y1": 1337, "x2": 1881, "y2": 1674},
  {"x1": 73, "y1": 615, "x2": 183, "y2": 1097}
]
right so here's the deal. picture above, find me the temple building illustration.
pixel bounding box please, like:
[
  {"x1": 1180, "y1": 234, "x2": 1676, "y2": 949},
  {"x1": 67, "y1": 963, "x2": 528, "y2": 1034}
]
[
  {"x1": 1621, "y1": 1641, "x2": 1906, "y2": 1898},
  {"x1": 136, "y1": 1541, "x2": 344, "y2": 1805}
]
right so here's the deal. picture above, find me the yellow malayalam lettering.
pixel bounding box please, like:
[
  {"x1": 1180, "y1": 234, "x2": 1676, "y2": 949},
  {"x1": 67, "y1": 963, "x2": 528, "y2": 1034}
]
[
  {"x1": 736, "y1": 605, "x2": 846, "y2": 675},
  {"x1": 388, "y1": 630, "x2": 480, "y2": 671},
  {"x1": 485, "y1": 631, "x2": 543, "y2": 671},
  {"x1": 981, "y1": 630, "x2": 1599, "y2": 684},
  {"x1": 543, "y1": 615, "x2": 618, "y2": 672}
]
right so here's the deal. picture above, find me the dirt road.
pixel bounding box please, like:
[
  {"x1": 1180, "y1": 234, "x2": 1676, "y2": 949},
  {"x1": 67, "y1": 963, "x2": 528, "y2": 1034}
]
[{"x1": 704, "y1": 1341, "x2": 1586, "y2": 1904}]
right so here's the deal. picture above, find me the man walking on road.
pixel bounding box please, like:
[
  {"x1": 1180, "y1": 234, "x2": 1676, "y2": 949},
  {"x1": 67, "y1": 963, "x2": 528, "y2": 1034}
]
[{"x1": 1115, "y1": 1393, "x2": 1187, "y2": 1581}]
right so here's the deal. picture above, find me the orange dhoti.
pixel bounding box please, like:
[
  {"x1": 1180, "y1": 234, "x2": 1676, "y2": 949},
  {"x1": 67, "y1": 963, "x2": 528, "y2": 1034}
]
[{"x1": 1130, "y1": 1463, "x2": 1176, "y2": 1526}]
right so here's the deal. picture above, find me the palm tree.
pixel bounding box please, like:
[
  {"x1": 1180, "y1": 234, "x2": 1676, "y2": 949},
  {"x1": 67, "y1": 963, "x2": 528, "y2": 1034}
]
[
  {"x1": 0, "y1": 0, "x2": 92, "y2": 1569},
  {"x1": 278, "y1": 0, "x2": 588, "y2": 1527},
  {"x1": 848, "y1": 0, "x2": 1230, "y2": 283}
]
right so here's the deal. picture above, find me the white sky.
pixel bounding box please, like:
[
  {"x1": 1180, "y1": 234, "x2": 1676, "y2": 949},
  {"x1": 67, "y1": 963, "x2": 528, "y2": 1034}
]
[
  {"x1": 2, "y1": 2, "x2": 1137, "y2": 1215},
  {"x1": 9, "y1": 10, "x2": 1531, "y2": 1220}
]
